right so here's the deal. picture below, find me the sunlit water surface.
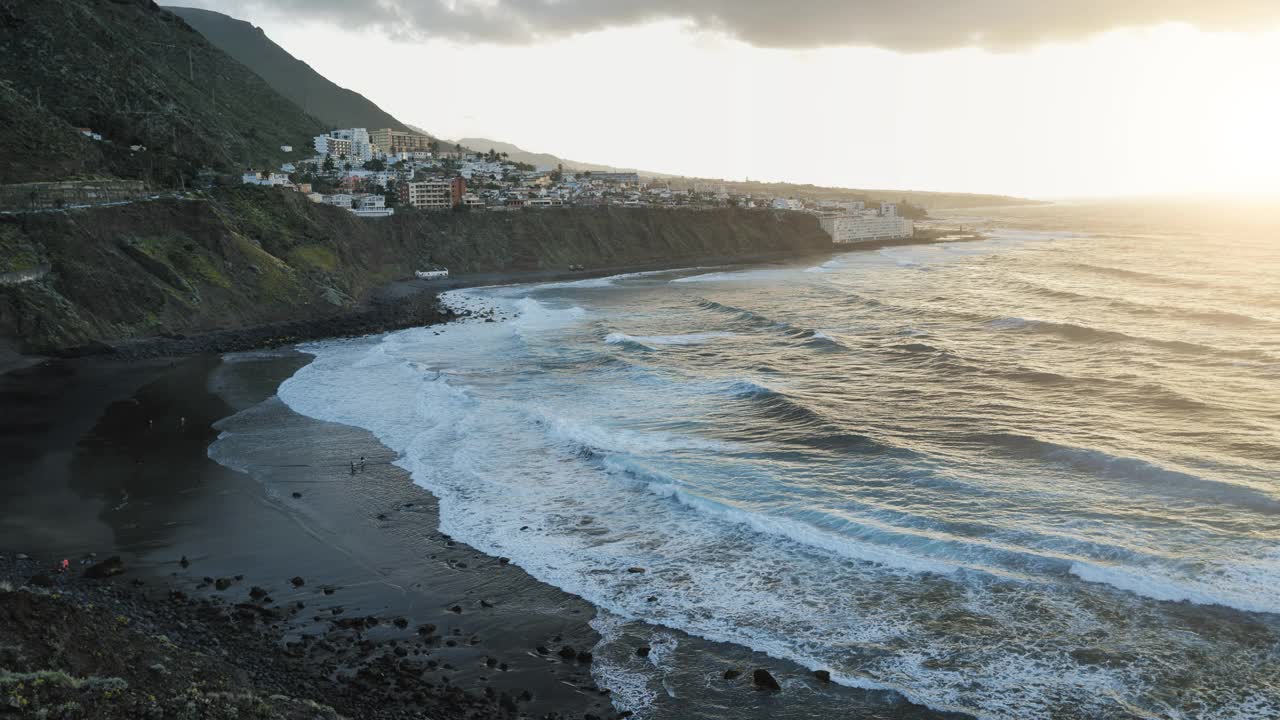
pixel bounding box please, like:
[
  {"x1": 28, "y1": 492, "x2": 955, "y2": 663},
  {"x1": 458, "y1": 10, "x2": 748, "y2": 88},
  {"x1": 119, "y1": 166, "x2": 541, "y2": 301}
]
[{"x1": 276, "y1": 202, "x2": 1280, "y2": 719}]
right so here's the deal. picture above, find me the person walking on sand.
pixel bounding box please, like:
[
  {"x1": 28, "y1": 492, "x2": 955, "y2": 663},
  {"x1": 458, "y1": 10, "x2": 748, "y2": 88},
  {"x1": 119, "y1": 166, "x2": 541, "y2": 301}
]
[{"x1": 359, "y1": 456, "x2": 367, "y2": 472}]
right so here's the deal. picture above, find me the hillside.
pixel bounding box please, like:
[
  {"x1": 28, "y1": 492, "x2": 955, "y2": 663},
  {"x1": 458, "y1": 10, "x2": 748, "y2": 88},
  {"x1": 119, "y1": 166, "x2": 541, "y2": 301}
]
[
  {"x1": 0, "y1": 0, "x2": 323, "y2": 187},
  {"x1": 0, "y1": 189, "x2": 832, "y2": 354},
  {"x1": 168, "y1": 7, "x2": 411, "y2": 134},
  {"x1": 0, "y1": 81, "x2": 105, "y2": 184}
]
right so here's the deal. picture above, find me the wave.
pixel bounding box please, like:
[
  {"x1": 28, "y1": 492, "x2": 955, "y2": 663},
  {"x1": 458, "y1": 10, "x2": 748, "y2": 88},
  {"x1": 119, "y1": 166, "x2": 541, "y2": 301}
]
[
  {"x1": 1064, "y1": 262, "x2": 1212, "y2": 289},
  {"x1": 1071, "y1": 553, "x2": 1280, "y2": 615},
  {"x1": 965, "y1": 432, "x2": 1280, "y2": 513},
  {"x1": 671, "y1": 268, "x2": 785, "y2": 284},
  {"x1": 605, "y1": 331, "x2": 734, "y2": 348},
  {"x1": 986, "y1": 315, "x2": 1271, "y2": 360},
  {"x1": 1016, "y1": 281, "x2": 1280, "y2": 328},
  {"x1": 533, "y1": 268, "x2": 691, "y2": 291}
]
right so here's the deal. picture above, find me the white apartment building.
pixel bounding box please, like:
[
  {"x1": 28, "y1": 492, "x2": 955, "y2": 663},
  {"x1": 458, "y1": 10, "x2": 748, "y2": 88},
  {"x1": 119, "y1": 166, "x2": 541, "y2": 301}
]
[
  {"x1": 313, "y1": 129, "x2": 374, "y2": 161},
  {"x1": 351, "y1": 194, "x2": 394, "y2": 218},
  {"x1": 819, "y1": 209, "x2": 914, "y2": 244},
  {"x1": 320, "y1": 193, "x2": 354, "y2": 209}
]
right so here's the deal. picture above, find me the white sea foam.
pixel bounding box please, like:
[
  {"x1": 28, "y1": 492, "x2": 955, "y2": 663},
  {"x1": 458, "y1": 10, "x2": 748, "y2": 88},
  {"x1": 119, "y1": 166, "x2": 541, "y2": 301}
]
[
  {"x1": 670, "y1": 268, "x2": 788, "y2": 284},
  {"x1": 604, "y1": 331, "x2": 735, "y2": 347},
  {"x1": 274, "y1": 245, "x2": 1280, "y2": 720},
  {"x1": 1070, "y1": 552, "x2": 1280, "y2": 615}
]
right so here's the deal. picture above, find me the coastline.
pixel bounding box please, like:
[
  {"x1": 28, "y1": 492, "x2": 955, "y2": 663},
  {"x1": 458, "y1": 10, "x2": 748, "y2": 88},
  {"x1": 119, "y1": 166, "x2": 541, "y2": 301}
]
[
  {"x1": 0, "y1": 351, "x2": 612, "y2": 719},
  {"x1": 1, "y1": 234, "x2": 981, "y2": 719},
  {"x1": 31, "y1": 227, "x2": 977, "y2": 363}
]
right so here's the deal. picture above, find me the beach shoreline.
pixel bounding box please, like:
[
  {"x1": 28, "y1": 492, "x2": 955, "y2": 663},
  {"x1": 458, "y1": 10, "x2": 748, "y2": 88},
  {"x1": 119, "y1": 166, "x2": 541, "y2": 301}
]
[
  {"x1": 34, "y1": 227, "x2": 978, "y2": 363},
  {"x1": 0, "y1": 234, "x2": 982, "y2": 719},
  {"x1": 0, "y1": 350, "x2": 612, "y2": 719}
]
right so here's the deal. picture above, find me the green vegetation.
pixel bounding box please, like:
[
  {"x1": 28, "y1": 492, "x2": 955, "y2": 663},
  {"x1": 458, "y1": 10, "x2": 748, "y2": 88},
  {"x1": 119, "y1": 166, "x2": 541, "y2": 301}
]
[
  {"x1": 288, "y1": 245, "x2": 339, "y2": 272},
  {"x1": 0, "y1": 0, "x2": 324, "y2": 188},
  {"x1": 0, "y1": 188, "x2": 831, "y2": 353},
  {"x1": 0, "y1": 225, "x2": 46, "y2": 274}
]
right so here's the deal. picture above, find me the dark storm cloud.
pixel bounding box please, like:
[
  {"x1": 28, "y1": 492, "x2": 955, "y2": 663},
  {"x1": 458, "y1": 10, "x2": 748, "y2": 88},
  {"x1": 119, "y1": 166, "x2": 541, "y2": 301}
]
[{"x1": 202, "y1": 0, "x2": 1280, "y2": 49}]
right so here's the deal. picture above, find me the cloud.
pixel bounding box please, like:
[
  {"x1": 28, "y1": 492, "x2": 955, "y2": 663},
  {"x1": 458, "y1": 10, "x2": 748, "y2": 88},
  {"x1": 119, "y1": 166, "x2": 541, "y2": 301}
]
[{"x1": 180, "y1": 0, "x2": 1280, "y2": 50}]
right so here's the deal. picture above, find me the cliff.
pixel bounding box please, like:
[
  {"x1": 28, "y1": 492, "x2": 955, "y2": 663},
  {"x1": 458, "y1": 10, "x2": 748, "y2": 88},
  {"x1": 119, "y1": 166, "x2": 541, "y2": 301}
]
[{"x1": 0, "y1": 190, "x2": 831, "y2": 354}]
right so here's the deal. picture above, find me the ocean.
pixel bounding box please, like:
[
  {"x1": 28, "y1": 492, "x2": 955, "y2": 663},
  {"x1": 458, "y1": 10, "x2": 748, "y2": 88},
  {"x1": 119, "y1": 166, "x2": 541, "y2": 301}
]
[{"x1": 274, "y1": 201, "x2": 1280, "y2": 719}]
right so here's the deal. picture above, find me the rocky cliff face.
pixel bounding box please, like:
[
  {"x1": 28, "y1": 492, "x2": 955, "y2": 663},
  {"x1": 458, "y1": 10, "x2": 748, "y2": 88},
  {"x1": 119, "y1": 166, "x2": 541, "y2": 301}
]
[{"x1": 0, "y1": 189, "x2": 831, "y2": 354}]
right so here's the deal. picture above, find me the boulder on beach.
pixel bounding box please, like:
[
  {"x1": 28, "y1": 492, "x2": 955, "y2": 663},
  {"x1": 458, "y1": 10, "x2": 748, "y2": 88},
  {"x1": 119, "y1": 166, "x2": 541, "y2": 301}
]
[
  {"x1": 814, "y1": 669, "x2": 831, "y2": 683},
  {"x1": 753, "y1": 668, "x2": 781, "y2": 692},
  {"x1": 83, "y1": 556, "x2": 125, "y2": 579},
  {"x1": 290, "y1": 576, "x2": 305, "y2": 587}
]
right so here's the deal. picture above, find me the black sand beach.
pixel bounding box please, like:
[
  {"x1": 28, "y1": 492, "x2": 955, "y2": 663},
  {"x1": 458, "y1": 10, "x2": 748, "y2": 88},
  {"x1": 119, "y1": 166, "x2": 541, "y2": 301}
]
[
  {"x1": 1, "y1": 351, "x2": 610, "y2": 718},
  {"x1": 1, "y1": 239, "x2": 981, "y2": 719}
]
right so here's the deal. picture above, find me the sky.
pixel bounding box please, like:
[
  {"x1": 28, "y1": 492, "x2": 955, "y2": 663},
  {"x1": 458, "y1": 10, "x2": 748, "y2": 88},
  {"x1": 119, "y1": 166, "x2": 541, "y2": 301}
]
[{"x1": 175, "y1": 1, "x2": 1280, "y2": 199}]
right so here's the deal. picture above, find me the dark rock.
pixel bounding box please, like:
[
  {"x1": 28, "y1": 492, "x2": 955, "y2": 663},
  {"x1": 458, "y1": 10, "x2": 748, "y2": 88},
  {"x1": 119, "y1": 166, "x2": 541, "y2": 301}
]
[
  {"x1": 249, "y1": 586, "x2": 268, "y2": 600},
  {"x1": 646, "y1": 596, "x2": 658, "y2": 603},
  {"x1": 635, "y1": 645, "x2": 651, "y2": 658},
  {"x1": 753, "y1": 668, "x2": 781, "y2": 691},
  {"x1": 291, "y1": 492, "x2": 302, "y2": 498},
  {"x1": 536, "y1": 646, "x2": 550, "y2": 655},
  {"x1": 393, "y1": 617, "x2": 408, "y2": 628},
  {"x1": 83, "y1": 556, "x2": 125, "y2": 579},
  {"x1": 813, "y1": 669, "x2": 831, "y2": 683},
  {"x1": 557, "y1": 646, "x2": 577, "y2": 659},
  {"x1": 290, "y1": 576, "x2": 305, "y2": 587},
  {"x1": 214, "y1": 578, "x2": 233, "y2": 591},
  {"x1": 322, "y1": 586, "x2": 336, "y2": 595},
  {"x1": 417, "y1": 623, "x2": 437, "y2": 636},
  {"x1": 577, "y1": 651, "x2": 593, "y2": 663},
  {"x1": 448, "y1": 605, "x2": 462, "y2": 614},
  {"x1": 498, "y1": 557, "x2": 510, "y2": 565},
  {"x1": 723, "y1": 669, "x2": 741, "y2": 680},
  {"x1": 480, "y1": 599, "x2": 494, "y2": 608},
  {"x1": 626, "y1": 567, "x2": 646, "y2": 574}
]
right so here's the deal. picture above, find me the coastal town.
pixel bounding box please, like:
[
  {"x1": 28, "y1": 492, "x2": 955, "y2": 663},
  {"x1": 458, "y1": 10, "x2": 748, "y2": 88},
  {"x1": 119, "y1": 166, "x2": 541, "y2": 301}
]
[{"x1": 241, "y1": 126, "x2": 916, "y2": 243}]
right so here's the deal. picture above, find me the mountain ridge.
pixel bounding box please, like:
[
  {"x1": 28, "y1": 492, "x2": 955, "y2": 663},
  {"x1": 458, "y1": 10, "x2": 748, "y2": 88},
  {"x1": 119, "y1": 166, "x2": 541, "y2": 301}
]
[{"x1": 168, "y1": 7, "x2": 412, "y2": 134}]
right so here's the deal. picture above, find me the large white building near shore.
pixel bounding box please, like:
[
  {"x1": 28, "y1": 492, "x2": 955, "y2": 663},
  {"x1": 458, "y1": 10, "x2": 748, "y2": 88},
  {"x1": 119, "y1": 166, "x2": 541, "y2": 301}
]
[{"x1": 819, "y1": 202, "x2": 913, "y2": 243}]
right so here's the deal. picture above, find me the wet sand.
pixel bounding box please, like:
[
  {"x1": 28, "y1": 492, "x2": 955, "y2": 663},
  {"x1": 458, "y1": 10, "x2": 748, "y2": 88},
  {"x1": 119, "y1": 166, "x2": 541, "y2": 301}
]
[{"x1": 0, "y1": 352, "x2": 610, "y2": 718}]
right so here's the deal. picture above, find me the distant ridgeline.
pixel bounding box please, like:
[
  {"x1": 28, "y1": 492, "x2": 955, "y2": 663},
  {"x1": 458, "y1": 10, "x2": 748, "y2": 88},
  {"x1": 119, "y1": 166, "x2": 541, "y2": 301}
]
[{"x1": 0, "y1": 0, "x2": 323, "y2": 188}]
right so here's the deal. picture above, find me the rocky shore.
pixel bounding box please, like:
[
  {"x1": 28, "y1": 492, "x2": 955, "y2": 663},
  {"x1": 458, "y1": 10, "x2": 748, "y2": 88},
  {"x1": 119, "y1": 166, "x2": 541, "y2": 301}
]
[
  {"x1": 0, "y1": 553, "x2": 547, "y2": 719},
  {"x1": 0, "y1": 349, "x2": 616, "y2": 720}
]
